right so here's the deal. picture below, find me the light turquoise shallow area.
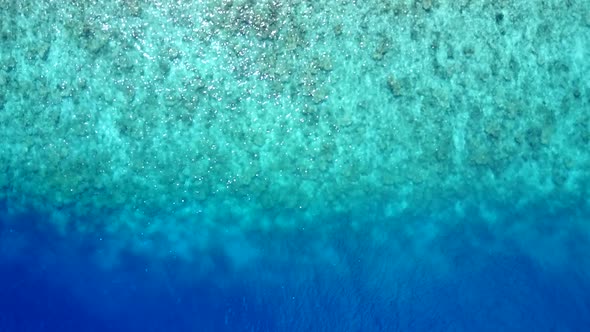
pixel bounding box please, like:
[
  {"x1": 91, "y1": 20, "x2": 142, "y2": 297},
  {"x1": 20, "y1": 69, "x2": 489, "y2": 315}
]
[{"x1": 0, "y1": 1, "x2": 589, "y2": 267}]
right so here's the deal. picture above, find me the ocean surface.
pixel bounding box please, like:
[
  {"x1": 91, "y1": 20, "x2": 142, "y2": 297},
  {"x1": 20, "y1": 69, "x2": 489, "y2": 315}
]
[{"x1": 1, "y1": 0, "x2": 589, "y2": 331}]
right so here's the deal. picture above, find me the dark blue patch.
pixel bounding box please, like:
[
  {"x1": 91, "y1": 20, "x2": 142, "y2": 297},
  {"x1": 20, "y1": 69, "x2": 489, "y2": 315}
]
[{"x1": 1, "y1": 203, "x2": 589, "y2": 332}]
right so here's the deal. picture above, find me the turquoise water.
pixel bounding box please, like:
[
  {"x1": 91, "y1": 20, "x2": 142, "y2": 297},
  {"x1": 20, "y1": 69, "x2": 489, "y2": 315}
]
[{"x1": 1, "y1": 1, "x2": 589, "y2": 331}]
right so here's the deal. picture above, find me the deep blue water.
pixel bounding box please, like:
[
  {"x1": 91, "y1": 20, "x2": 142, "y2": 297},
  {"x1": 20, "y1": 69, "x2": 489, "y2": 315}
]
[{"x1": 2, "y1": 206, "x2": 589, "y2": 332}]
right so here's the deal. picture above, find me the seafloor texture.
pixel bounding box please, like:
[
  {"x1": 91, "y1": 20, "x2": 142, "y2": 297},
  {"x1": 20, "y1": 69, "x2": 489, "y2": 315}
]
[{"x1": 0, "y1": 0, "x2": 589, "y2": 330}]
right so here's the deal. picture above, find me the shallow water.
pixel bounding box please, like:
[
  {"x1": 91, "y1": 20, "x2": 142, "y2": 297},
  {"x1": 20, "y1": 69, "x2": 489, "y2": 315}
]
[{"x1": 1, "y1": 1, "x2": 589, "y2": 331}]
